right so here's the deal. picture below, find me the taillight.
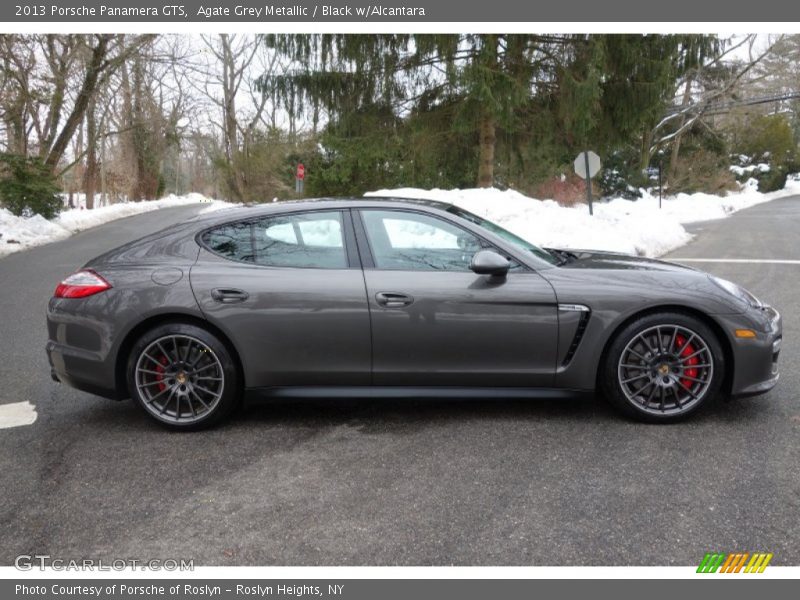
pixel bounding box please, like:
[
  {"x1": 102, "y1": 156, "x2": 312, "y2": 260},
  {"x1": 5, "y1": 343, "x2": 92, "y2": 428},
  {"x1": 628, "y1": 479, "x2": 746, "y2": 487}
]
[{"x1": 54, "y1": 270, "x2": 112, "y2": 299}]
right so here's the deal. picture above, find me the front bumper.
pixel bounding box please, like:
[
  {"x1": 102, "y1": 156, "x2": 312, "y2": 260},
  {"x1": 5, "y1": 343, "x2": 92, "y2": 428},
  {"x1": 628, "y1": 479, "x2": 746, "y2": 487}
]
[{"x1": 727, "y1": 305, "x2": 782, "y2": 398}]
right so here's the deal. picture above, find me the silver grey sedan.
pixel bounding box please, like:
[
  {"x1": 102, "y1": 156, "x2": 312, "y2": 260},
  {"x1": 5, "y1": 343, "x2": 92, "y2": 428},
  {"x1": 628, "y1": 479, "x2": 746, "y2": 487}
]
[{"x1": 46, "y1": 198, "x2": 782, "y2": 429}]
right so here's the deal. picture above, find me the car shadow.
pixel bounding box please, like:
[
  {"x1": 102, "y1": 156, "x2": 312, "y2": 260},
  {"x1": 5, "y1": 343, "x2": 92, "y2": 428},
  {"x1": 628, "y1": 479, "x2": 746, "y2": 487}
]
[
  {"x1": 226, "y1": 390, "x2": 779, "y2": 432},
  {"x1": 33, "y1": 384, "x2": 779, "y2": 434},
  {"x1": 233, "y1": 393, "x2": 672, "y2": 430}
]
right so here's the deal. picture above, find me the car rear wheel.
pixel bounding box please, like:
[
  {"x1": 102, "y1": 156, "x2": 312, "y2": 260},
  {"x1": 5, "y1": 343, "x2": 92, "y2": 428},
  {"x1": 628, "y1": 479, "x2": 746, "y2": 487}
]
[
  {"x1": 127, "y1": 323, "x2": 240, "y2": 430},
  {"x1": 600, "y1": 312, "x2": 724, "y2": 423}
]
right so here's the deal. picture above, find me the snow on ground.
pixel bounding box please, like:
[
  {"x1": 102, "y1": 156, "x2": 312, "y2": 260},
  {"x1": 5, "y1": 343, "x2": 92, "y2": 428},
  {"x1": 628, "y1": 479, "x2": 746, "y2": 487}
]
[
  {"x1": 0, "y1": 193, "x2": 233, "y2": 259},
  {"x1": 2, "y1": 177, "x2": 799, "y2": 260},
  {"x1": 367, "y1": 177, "x2": 800, "y2": 258},
  {"x1": 730, "y1": 163, "x2": 770, "y2": 176}
]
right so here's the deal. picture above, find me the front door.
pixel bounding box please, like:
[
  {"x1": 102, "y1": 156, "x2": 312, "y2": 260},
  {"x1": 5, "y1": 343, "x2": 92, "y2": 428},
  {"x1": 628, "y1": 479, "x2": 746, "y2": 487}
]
[{"x1": 355, "y1": 208, "x2": 559, "y2": 387}]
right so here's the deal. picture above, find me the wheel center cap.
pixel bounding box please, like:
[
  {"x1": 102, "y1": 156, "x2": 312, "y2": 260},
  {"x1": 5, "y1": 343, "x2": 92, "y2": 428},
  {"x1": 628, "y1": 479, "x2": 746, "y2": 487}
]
[
  {"x1": 176, "y1": 371, "x2": 187, "y2": 384},
  {"x1": 657, "y1": 364, "x2": 670, "y2": 376}
]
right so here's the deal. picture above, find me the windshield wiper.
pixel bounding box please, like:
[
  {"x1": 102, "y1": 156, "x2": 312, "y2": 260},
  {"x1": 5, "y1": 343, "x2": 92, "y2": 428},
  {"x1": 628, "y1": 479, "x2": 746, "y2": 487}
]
[{"x1": 544, "y1": 248, "x2": 577, "y2": 265}]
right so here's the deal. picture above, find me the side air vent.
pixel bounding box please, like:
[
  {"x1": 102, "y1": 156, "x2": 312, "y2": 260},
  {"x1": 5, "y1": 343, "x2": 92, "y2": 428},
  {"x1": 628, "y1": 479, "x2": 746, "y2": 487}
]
[{"x1": 559, "y1": 305, "x2": 591, "y2": 367}]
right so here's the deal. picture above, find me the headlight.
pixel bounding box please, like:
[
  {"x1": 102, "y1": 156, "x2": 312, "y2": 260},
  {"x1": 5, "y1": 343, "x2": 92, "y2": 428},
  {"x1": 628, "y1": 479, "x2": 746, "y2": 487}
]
[{"x1": 709, "y1": 276, "x2": 763, "y2": 308}]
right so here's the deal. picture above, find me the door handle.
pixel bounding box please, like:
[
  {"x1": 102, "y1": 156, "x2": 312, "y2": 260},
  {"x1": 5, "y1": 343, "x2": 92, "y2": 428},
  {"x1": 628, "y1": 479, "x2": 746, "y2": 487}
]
[
  {"x1": 375, "y1": 292, "x2": 414, "y2": 308},
  {"x1": 211, "y1": 288, "x2": 249, "y2": 303}
]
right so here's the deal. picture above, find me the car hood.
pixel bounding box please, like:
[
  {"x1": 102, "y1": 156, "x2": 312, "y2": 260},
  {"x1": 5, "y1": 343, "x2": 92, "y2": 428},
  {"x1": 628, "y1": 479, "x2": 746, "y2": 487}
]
[
  {"x1": 546, "y1": 248, "x2": 698, "y2": 273},
  {"x1": 540, "y1": 248, "x2": 753, "y2": 316}
]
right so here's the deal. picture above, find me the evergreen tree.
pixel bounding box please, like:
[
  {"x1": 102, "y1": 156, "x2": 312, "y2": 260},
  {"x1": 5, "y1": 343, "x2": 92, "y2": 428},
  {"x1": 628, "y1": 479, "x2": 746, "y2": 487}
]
[
  {"x1": 0, "y1": 153, "x2": 63, "y2": 218},
  {"x1": 263, "y1": 34, "x2": 721, "y2": 196},
  {"x1": 263, "y1": 34, "x2": 573, "y2": 188}
]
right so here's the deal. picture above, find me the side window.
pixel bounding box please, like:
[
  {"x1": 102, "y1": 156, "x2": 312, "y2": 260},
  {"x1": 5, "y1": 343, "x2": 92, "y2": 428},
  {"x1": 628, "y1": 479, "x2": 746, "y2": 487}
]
[
  {"x1": 263, "y1": 222, "x2": 296, "y2": 244},
  {"x1": 361, "y1": 210, "x2": 485, "y2": 271},
  {"x1": 253, "y1": 211, "x2": 347, "y2": 269},
  {"x1": 201, "y1": 221, "x2": 254, "y2": 262}
]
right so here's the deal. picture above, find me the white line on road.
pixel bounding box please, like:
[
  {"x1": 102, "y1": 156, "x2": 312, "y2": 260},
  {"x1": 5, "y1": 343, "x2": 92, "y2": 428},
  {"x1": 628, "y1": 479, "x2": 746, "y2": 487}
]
[
  {"x1": 0, "y1": 401, "x2": 37, "y2": 429},
  {"x1": 673, "y1": 258, "x2": 800, "y2": 265}
]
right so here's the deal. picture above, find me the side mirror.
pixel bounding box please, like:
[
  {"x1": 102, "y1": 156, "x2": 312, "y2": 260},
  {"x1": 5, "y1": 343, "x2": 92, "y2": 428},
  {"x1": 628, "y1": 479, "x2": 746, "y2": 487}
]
[{"x1": 470, "y1": 249, "x2": 510, "y2": 277}]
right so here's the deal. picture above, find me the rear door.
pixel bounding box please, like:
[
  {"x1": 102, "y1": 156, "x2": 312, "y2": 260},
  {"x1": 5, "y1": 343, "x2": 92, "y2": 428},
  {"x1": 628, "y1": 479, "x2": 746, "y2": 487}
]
[
  {"x1": 190, "y1": 209, "x2": 371, "y2": 388},
  {"x1": 354, "y1": 208, "x2": 559, "y2": 387}
]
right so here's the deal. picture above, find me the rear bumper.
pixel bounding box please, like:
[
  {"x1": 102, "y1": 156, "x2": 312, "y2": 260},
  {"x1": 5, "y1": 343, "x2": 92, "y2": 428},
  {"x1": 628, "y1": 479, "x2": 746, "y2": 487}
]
[
  {"x1": 46, "y1": 292, "x2": 126, "y2": 400},
  {"x1": 46, "y1": 339, "x2": 124, "y2": 400}
]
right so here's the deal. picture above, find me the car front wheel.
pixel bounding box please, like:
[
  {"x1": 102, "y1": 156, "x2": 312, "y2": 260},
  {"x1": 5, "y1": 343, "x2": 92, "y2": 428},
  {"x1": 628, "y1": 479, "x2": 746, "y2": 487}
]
[
  {"x1": 601, "y1": 312, "x2": 725, "y2": 423},
  {"x1": 127, "y1": 323, "x2": 240, "y2": 430}
]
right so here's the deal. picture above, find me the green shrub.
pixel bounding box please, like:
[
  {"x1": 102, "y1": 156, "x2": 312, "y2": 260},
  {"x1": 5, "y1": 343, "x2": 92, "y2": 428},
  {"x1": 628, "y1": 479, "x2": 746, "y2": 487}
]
[
  {"x1": 669, "y1": 148, "x2": 738, "y2": 195},
  {"x1": 0, "y1": 153, "x2": 63, "y2": 219},
  {"x1": 729, "y1": 113, "x2": 798, "y2": 192},
  {"x1": 756, "y1": 166, "x2": 789, "y2": 193},
  {"x1": 598, "y1": 149, "x2": 645, "y2": 199},
  {"x1": 736, "y1": 114, "x2": 796, "y2": 165}
]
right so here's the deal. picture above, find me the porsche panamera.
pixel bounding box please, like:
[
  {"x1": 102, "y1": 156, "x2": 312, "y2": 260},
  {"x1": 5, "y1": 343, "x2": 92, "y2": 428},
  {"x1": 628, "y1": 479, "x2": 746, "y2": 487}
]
[{"x1": 46, "y1": 198, "x2": 782, "y2": 429}]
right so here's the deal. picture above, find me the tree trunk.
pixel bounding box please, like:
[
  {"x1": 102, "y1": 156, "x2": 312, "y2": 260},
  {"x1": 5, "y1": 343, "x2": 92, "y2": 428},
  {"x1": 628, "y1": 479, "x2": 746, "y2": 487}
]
[
  {"x1": 668, "y1": 76, "x2": 694, "y2": 185},
  {"x1": 477, "y1": 112, "x2": 496, "y2": 188},
  {"x1": 44, "y1": 35, "x2": 111, "y2": 172},
  {"x1": 118, "y1": 60, "x2": 137, "y2": 202},
  {"x1": 100, "y1": 127, "x2": 108, "y2": 206},
  {"x1": 72, "y1": 112, "x2": 84, "y2": 207},
  {"x1": 476, "y1": 35, "x2": 499, "y2": 188},
  {"x1": 134, "y1": 55, "x2": 145, "y2": 201},
  {"x1": 83, "y1": 93, "x2": 97, "y2": 210},
  {"x1": 220, "y1": 35, "x2": 246, "y2": 202},
  {"x1": 0, "y1": 50, "x2": 27, "y2": 155},
  {"x1": 130, "y1": 53, "x2": 161, "y2": 201},
  {"x1": 639, "y1": 128, "x2": 653, "y2": 173}
]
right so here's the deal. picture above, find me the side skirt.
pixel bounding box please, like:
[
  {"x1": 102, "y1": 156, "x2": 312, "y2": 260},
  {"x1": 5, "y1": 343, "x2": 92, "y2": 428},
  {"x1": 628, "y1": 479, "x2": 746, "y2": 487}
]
[{"x1": 245, "y1": 386, "x2": 594, "y2": 401}]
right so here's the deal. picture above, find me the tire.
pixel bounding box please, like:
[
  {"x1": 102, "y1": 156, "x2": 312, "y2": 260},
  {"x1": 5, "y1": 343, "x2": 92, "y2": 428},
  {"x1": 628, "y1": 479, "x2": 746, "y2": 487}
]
[
  {"x1": 127, "y1": 323, "x2": 241, "y2": 430},
  {"x1": 600, "y1": 312, "x2": 725, "y2": 423}
]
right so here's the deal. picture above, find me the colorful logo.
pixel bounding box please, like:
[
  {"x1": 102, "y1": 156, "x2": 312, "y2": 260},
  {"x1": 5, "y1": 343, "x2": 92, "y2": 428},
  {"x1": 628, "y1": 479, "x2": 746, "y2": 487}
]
[{"x1": 697, "y1": 552, "x2": 773, "y2": 573}]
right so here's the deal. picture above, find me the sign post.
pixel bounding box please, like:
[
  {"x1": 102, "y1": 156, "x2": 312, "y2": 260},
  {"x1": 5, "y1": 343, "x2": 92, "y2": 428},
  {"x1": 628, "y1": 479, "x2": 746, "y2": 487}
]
[
  {"x1": 295, "y1": 163, "x2": 305, "y2": 195},
  {"x1": 573, "y1": 150, "x2": 601, "y2": 216}
]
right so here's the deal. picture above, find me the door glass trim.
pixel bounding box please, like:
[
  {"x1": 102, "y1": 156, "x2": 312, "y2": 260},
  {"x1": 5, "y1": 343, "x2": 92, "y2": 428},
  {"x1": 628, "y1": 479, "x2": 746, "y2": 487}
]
[
  {"x1": 353, "y1": 207, "x2": 529, "y2": 273},
  {"x1": 196, "y1": 208, "x2": 359, "y2": 270},
  {"x1": 351, "y1": 208, "x2": 376, "y2": 269},
  {"x1": 342, "y1": 208, "x2": 362, "y2": 269}
]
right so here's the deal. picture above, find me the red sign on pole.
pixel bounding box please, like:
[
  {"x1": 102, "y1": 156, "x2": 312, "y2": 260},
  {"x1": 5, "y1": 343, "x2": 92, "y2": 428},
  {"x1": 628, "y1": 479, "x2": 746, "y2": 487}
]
[{"x1": 296, "y1": 163, "x2": 305, "y2": 180}]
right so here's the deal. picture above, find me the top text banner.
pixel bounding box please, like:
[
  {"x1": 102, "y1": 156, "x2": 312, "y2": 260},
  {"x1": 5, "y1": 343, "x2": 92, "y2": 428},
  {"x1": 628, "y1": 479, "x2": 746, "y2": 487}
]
[{"x1": 4, "y1": 0, "x2": 800, "y2": 22}]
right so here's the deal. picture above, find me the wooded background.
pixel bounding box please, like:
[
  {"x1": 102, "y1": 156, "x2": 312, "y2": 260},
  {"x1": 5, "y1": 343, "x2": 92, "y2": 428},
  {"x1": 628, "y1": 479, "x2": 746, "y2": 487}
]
[{"x1": 1, "y1": 34, "x2": 799, "y2": 218}]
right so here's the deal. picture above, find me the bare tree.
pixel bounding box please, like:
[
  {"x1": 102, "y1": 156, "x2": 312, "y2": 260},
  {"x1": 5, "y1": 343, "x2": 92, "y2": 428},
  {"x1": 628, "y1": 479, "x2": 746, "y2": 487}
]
[
  {"x1": 649, "y1": 35, "x2": 780, "y2": 182},
  {"x1": 90, "y1": 35, "x2": 190, "y2": 202},
  {"x1": 193, "y1": 34, "x2": 282, "y2": 201},
  {"x1": 0, "y1": 34, "x2": 155, "y2": 174},
  {"x1": 45, "y1": 35, "x2": 155, "y2": 172}
]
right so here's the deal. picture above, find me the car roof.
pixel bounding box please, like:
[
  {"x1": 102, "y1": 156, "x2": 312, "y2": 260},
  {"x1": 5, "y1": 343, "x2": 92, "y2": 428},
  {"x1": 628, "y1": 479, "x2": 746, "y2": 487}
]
[{"x1": 189, "y1": 196, "x2": 456, "y2": 226}]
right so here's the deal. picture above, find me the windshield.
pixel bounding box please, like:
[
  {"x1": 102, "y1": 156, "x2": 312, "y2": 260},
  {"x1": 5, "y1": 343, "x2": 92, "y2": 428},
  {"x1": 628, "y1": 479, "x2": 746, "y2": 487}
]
[{"x1": 445, "y1": 205, "x2": 559, "y2": 265}]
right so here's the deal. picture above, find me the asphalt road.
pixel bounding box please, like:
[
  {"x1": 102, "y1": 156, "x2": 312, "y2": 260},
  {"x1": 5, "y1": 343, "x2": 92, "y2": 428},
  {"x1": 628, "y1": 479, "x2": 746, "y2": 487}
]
[{"x1": 0, "y1": 198, "x2": 798, "y2": 566}]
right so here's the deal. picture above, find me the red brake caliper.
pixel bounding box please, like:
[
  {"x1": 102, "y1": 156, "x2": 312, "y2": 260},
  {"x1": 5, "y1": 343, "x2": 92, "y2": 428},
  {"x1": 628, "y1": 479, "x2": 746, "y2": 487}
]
[
  {"x1": 675, "y1": 334, "x2": 698, "y2": 389},
  {"x1": 154, "y1": 355, "x2": 169, "y2": 392}
]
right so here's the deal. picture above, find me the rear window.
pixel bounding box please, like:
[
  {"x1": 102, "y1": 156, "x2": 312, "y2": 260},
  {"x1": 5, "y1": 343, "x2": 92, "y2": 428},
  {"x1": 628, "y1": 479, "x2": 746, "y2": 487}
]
[
  {"x1": 201, "y1": 221, "x2": 254, "y2": 262},
  {"x1": 252, "y1": 212, "x2": 346, "y2": 269},
  {"x1": 201, "y1": 211, "x2": 347, "y2": 269}
]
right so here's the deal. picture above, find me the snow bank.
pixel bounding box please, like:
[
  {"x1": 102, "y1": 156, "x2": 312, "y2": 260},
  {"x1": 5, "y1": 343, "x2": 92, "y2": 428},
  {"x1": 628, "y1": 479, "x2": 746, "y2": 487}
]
[
  {"x1": 56, "y1": 193, "x2": 203, "y2": 234},
  {"x1": 3, "y1": 178, "x2": 798, "y2": 261},
  {"x1": 0, "y1": 193, "x2": 233, "y2": 259},
  {"x1": 366, "y1": 177, "x2": 800, "y2": 258},
  {"x1": 0, "y1": 210, "x2": 72, "y2": 257}
]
